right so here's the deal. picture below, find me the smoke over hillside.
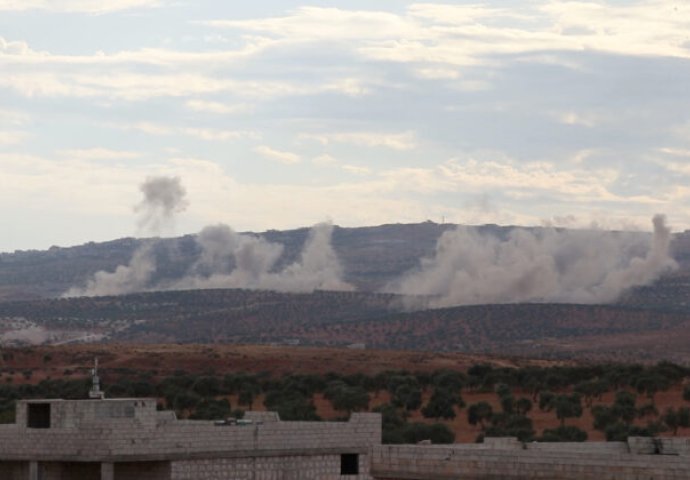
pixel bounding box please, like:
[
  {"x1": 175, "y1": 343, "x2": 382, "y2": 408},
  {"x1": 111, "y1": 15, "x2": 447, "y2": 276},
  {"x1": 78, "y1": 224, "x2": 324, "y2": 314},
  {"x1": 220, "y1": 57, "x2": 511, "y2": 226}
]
[
  {"x1": 64, "y1": 176, "x2": 187, "y2": 297},
  {"x1": 171, "y1": 222, "x2": 353, "y2": 293},
  {"x1": 389, "y1": 214, "x2": 677, "y2": 308},
  {"x1": 64, "y1": 177, "x2": 351, "y2": 297}
]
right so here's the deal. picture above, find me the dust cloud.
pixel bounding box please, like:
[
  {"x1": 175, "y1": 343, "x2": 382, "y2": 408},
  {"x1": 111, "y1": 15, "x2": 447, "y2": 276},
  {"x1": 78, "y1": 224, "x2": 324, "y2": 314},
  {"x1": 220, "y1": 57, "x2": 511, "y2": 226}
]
[{"x1": 389, "y1": 214, "x2": 677, "y2": 307}]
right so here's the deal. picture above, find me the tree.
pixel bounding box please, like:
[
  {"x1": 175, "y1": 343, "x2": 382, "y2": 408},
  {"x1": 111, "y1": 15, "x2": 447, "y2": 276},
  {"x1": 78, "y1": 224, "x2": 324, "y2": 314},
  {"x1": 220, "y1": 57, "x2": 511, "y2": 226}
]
[
  {"x1": 422, "y1": 388, "x2": 459, "y2": 420},
  {"x1": 515, "y1": 397, "x2": 533, "y2": 415},
  {"x1": 190, "y1": 398, "x2": 231, "y2": 420},
  {"x1": 401, "y1": 423, "x2": 455, "y2": 444},
  {"x1": 238, "y1": 383, "x2": 261, "y2": 410},
  {"x1": 663, "y1": 407, "x2": 690, "y2": 435},
  {"x1": 634, "y1": 374, "x2": 670, "y2": 404},
  {"x1": 611, "y1": 391, "x2": 637, "y2": 425},
  {"x1": 540, "y1": 425, "x2": 587, "y2": 442},
  {"x1": 683, "y1": 385, "x2": 690, "y2": 403},
  {"x1": 551, "y1": 394, "x2": 583, "y2": 426},
  {"x1": 325, "y1": 381, "x2": 370, "y2": 415},
  {"x1": 264, "y1": 389, "x2": 320, "y2": 421},
  {"x1": 484, "y1": 413, "x2": 535, "y2": 442},
  {"x1": 391, "y1": 383, "x2": 422, "y2": 411},
  {"x1": 467, "y1": 401, "x2": 493, "y2": 428},
  {"x1": 538, "y1": 391, "x2": 556, "y2": 411}
]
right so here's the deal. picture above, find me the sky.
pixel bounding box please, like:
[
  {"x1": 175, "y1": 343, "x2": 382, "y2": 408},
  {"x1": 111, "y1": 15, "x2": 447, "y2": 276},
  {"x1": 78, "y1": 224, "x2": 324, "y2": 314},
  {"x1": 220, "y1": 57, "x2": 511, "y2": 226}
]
[{"x1": 1, "y1": 0, "x2": 689, "y2": 252}]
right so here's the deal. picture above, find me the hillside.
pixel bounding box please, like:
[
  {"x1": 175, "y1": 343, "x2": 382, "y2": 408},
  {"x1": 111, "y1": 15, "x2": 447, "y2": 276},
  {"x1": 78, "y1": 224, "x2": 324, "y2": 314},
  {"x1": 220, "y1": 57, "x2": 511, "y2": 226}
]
[
  {"x1": 2, "y1": 289, "x2": 690, "y2": 363},
  {"x1": 0, "y1": 223, "x2": 456, "y2": 300},
  {"x1": 7, "y1": 221, "x2": 688, "y2": 303}
]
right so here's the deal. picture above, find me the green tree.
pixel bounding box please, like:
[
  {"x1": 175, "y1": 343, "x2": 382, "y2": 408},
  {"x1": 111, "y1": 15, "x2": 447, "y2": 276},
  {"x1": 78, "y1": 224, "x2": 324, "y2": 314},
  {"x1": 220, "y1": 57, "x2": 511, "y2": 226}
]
[
  {"x1": 238, "y1": 383, "x2": 261, "y2": 410},
  {"x1": 422, "y1": 387, "x2": 460, "y2": 420},
  {"x1": 551, "y1": 394, "x2": 583, "y2": 426},
  {"x1": 634, "y1": 374, "x2": 670, "y2": 404},
  {"x1": 683, "y1": 385, "x2": 690, "y2": 403},
  {"x1": 324, "y1": 381, "x2": 370, "y2": 415},
  {"x1": 540, "y1": 425, "x2": 588, "y2": 442},
  {"x1": 190, "y1": 398, "x2": 231, "y2": 420},
  {"x1": 467, "y1": 401, "x2": 493, "y2": 428},
  {"x1": 515, "y1": 397, "x2": 533, "y2": 415}
]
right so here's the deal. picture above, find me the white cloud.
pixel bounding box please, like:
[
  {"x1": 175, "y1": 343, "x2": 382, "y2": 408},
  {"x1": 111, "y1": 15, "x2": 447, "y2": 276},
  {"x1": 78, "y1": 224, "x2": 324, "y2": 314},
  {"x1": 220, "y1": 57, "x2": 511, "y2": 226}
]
[
  {"x1": 254, "y1": 146, "x2": 301, "y2": 165},
  {"x1": 0, "y1": 130, "x2": 27, "y2": 145},
  {"x1": 342, "y1": 165, "x2": 371, "y2": 176},
  {"x1": 312, "y1": 154, "x2": 337, "y2": 166},
  {"x1": 0, "y1": 0, "x2": 164, "y2": 14},
  {"x1": 185, "y1": 100, "x2": 254, "y2": 115},
  {"x1": 300, "y1": 131, "x2": 417, "y2": 150},
  {"x1": 59, "y1": 148, "x2": 140, "y2": 160},
  {"x1": 113, "y1": 122, "x2": 258, "y2": 142}
]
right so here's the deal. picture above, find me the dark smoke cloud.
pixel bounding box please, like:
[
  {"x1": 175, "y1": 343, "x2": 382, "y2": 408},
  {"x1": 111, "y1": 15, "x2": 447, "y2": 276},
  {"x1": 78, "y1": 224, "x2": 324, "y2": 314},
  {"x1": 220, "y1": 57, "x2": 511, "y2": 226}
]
[
  {"x1": 135, "y1": 176, "x2": 188, "y2": 234},
  {"x1": 389, "y1": 214, "x2": 677, "y2": 307}
]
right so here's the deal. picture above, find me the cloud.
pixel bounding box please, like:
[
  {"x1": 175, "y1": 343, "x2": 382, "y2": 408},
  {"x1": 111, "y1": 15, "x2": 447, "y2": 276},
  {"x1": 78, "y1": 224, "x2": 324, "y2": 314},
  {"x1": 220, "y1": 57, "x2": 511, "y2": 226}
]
[
  {"x1": 185, "y1": 100, "x2": 254, "y2": 115},
  {"x1": 0, "y1": 0, "x2": 164, "y2": 14},
  {"x1": 0, "y1": 130, "x2": 27, "y2": 145},
  {"x1": 58, "y1": 148, "x2": 139, "y2": 160},
  {"x1": 300, "y1": 131, "x2": 417, "y2": 150},
  {"x1": 342, "y1": 165, "x2": 371, "y2": 176},
  {"x1": 207, "y1": 3, "x2": 690, "y2": 72},
  {"x1": 312, "y1": 154, "x2": 337, "y2": 166},
  {"x1": 254, "y1": 145, "x2": 301, "y2": 165},
  {"x1": 114, "y1": 122, "x2": 258, "y2": 142}
]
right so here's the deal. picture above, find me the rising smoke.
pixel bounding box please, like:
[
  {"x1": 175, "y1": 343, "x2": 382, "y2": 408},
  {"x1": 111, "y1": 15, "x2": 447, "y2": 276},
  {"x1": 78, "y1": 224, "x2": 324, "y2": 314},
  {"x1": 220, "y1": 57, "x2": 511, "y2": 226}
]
[
  {"x1": 389, "y1": 214, "x2": 678, "y2": 308},
  {"x1": 171, "y1": 222, "x2": 353, "y2": 293},
  {"x1": 64, "y1": 176, "x2": 352, "y2": 297},
  {"x1": 135, "y1": 176, "x2": 188, "y2": 234},
  {"x1": 63, "y1": 176, "x2": 188, "y2": 297}
]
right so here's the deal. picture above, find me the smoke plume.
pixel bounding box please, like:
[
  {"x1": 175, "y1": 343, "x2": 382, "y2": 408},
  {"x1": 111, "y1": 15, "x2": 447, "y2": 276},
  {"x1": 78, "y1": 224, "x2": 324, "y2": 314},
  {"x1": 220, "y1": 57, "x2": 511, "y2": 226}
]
[
  {"x1": 63, "y1": 244, "x2": 156, "y2": 297},
  {"x1": 64, "y1": 176, "x2": 187, "y2": 298},
  {"x1": 172, "y1": 222, "x2": 353, "y2": 293},
  {"x1": 135, "y1": 176, "x2": 188, "y2": 234},
  {"x1": 389, "y1": 214, "x2": 677, "y2": 308},
  {"x1": 64, "y1": 173, "x2": 352, "y2": 297}
]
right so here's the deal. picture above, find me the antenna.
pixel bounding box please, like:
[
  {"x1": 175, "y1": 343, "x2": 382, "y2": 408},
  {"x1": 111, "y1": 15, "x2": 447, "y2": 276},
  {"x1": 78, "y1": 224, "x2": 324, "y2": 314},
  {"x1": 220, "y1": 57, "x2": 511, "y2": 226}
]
[{"x1": 89, "y1": 357, "x2": 105, "y2": 400}]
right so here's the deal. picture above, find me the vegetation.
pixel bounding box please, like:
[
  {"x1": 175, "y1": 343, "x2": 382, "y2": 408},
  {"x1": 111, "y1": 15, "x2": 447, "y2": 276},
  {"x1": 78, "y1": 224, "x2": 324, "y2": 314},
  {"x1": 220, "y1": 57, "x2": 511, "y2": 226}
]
[{"x1": 2, "y1": 359, "x2": 690, "y2": 444}]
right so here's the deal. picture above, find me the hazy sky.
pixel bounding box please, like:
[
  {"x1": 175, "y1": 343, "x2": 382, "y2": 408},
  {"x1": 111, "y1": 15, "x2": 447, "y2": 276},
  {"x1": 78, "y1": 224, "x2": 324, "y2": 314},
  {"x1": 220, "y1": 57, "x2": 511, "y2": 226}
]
[{"x1": 1, "y1": 0, "x2": 689, "y2": 251}]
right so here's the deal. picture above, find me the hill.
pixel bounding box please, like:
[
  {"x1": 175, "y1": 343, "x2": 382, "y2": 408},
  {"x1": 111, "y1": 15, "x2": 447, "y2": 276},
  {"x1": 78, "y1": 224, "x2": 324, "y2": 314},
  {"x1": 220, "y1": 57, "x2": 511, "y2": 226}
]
[{"x1": 2, "y1": 289, "x2": 690, "y2": 363}]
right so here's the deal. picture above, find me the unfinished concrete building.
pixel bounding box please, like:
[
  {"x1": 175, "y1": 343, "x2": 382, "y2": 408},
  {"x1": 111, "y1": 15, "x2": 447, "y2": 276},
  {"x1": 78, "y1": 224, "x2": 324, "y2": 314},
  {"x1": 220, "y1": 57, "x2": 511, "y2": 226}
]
[
  {"x1": 0, "y1": 398, "x2": 379, "y2": 479},
  {"x1": 2, "y1": 397, "x2": 690, "y2": 479}
]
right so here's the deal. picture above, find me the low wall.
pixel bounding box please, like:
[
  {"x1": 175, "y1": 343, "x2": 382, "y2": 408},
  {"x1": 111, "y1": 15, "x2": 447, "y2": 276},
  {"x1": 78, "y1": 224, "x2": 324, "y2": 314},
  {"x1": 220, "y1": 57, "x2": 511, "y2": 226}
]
[{"x1": 371, "y1": 438, "x2": 690, "y2": 480}]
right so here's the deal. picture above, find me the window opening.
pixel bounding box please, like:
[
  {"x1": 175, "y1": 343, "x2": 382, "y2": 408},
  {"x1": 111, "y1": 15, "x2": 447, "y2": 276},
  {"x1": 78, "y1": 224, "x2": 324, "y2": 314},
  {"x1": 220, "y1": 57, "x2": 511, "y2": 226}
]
[
  {"x1": 340, "y1": 453, "x2": 359, "y2": 475},
  {"x1": 27, "y1": 403, "x2": 51, "y2": 429}
]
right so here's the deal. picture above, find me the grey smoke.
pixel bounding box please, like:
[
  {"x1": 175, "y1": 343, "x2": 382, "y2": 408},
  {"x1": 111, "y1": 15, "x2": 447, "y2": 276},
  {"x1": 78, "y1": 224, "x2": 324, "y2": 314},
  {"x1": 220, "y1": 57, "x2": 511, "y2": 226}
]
[
  {"x1": 63, "y1": 243, "x2": 156, "y2": 297},
  {"x1": 172, "y1": 222, "x2": 353, "y2": 293},
  {"x1": 389, "y1": 214, "x2": 677, "y2": 308},
  {"x1": 135, "y1": 176, "x2": 188, "y2": 234},
  {"x1": 64, "y1": 176, "x2": 187, "y2": 298}
]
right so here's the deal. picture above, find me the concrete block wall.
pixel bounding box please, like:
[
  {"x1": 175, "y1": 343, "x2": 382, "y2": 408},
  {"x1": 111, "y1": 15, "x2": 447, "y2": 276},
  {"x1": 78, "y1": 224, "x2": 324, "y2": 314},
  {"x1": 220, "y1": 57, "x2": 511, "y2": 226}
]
[
  {"x1": 0, "y1": 402, "x2": 380, "y2": 462},
  {"x1": 371, "y1": 443, "x2": 690, "y2": 480},
  {"x1": 15, "y1": 398, "x2": 158, "y2": 430},
  {"x1": 172, "y1": 454, "x2": 372, "y2": 480}
]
